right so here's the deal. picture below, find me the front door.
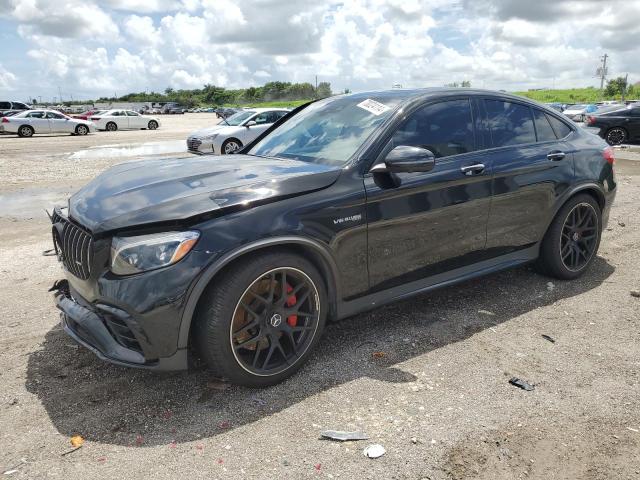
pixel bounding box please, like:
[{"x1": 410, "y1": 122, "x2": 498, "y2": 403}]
[
  {"x1": 45, "y1": 111, "x2": 72, "y2": 133},
  {"x1": 365, "y1": 98, "x2": 492, "y2": 291}
]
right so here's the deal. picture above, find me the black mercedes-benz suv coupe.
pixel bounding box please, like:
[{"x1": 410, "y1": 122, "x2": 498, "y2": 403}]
[
  {"x1": 50, "y1": 88, "x2": 616, "y2": 386},
  {"x1": 584, "y1": 103, "x2": 640, "y2": 145}
]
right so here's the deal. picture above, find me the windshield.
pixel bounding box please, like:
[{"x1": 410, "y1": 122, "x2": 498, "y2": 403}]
[
  {"x1": 248, "y1": 95, "x2": 402, "y2": 165},
  {"x1": 225, "y1": 110, "x2": 255, "y2": 126}
]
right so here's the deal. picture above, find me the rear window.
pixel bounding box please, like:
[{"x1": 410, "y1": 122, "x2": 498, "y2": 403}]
[
  {"x1": 485, "y1": 100, "x2": 536, "y2": 147},
  {"x1": 0, "y1": 101, "x2": 11, "y2": 110},
  {"x1": 532, "y1": 108, "x2": 557, "y2": 142},
  {"x1": 547, "y1": 115, "x2": 572, "y2": 139}
]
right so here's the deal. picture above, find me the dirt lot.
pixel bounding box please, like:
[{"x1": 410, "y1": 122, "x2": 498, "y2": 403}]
[{"x1": 1, "y1": 115, "x2": 639, "y2": 479}]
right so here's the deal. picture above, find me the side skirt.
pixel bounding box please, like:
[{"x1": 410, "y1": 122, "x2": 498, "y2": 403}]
[{"x1": 337, "y1": 244, "x2": 539, "y2": 319}]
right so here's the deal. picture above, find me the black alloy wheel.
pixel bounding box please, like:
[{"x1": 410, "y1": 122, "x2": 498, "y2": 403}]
[
  {"x1": 230, "y1": 267, "x2": 320, "y2": 376},
  {"x1": 605, "y1": 127, "x2": 626, "y2": 146},
  {"x1": 559, "y1": 202, "x2": 599, "y2": 272}
]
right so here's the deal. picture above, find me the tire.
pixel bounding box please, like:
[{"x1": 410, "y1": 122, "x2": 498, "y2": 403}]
[
  {"x1": 537, "y1": 194, "x2": 601, "y2": 280},
  {"x1": 221, "y1": 138, "x2": 242, "y2": 154},
  {"x1": 193, "y1": 251, "x2": 327, "y2": 387},
  {"x1": 18, "y1": 125, "x2": 34, "y2": 137},
  {"x1": 605, "y1": 127, "x2": 627, "y2": 146},
  {"x1": 75, "y1": 124, "x2": 89, "y2": 136},
  {"x1": 106, "y1": 122, "x2": 118, "y2": 132},
  {"x1": 148, "y1": 120, "x2": 158, "y2": 130}
]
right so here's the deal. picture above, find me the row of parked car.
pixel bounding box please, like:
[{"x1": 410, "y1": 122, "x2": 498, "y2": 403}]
[{"x1": 0, "y1": 107, "x2": 161, "y2": 137}]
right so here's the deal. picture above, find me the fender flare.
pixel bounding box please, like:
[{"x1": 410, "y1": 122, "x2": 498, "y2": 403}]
[
  {"x1": 544, "y1": 181, "x2": 606, "y2": 234},
  {"x1": 176, "y1": 235, "x2": 341, "y2": 349}
]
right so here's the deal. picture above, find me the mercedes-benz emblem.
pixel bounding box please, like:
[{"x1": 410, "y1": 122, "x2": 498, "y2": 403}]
[{"x1": 269, "y1": 313, "x2": 282, "y2": 327}]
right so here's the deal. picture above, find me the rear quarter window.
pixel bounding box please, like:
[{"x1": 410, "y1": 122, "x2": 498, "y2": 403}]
[
  {"x1": 0, "y1": 102, "x2": 11, "y2": 110},
  {"x1": 532, "y1": 108, "x2": 557, "y2": 142},
  {"x1": 546, "y1": 115, "x2": 572, "y2": 139}
]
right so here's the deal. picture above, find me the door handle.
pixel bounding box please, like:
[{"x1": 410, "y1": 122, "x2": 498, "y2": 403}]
[
  {"x1": 547, "y1": 151, "x2": 566, "y2": 161},
  {"x1": 460, "y1": 163, "x2": 485, "y2": 176}
]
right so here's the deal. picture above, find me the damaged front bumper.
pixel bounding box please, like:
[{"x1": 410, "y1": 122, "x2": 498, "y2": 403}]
[{"x1": 51, "y1": 279, "x2": 187, "y2": 370}]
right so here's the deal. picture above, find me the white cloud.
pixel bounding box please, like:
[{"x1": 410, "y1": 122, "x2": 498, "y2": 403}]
[
  {"x1": 0, "y1": 64, "x2": 17, "y2": 90},
  {"x1": 0, "y1": 0, "x2": 639, "y2": 100}
]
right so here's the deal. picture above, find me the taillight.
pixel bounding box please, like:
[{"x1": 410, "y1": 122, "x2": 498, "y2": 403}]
[
  {"x1": 586, "y1": 115, "x2": 596, "y2": 125},
  {"x1": 603, "y1": 146, "x2": 615, "y2": 165},
  {"x1": 1, "y1": 117, "x2": 9, "y2": 123}
]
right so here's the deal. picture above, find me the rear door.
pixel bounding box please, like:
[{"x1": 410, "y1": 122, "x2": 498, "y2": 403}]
[
  {"x1": 365, "y1": 97, "x2": 493, "y2": 290},
  {"x1": 112, "y1": 110, "x2": 129, "y2": 129},
  {"x1": 482, "y1": 98, "x2": 575, "y2": 255},
  {"x1": 24, "y1": 111, "x2": 50, "y2": 133}
]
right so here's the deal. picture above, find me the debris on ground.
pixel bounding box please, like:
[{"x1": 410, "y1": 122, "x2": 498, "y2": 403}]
[
  {"x1": 546, "y1": 282, "x2": 555, "y2": 291},
  {"x1": 627, "y1": 427, "x2": 639, "y2": 433},
  {"x1": 70, "y1": 435, "x2": 84, "y2": 447},
  {"x1": 509, "y1": 377, "x2": 535, "y2": 391},
  {"x1": 320, "y1": 430, "x2": 369, "y2": 442},
  {"x1": 618, "y1": 220, "x2": 626, "y2": 227},
  {"x1": 2, "y1": 469, "x2": 18, "y2": 475},
  {"x1": 218, "y1": 420, "x2": 232, "y2": 429},
  {"x1": 542, "y1": 334, "x2": 556, "y2": 343},
  {"x1": 363, "y1": 444, "x2": 386, "y2": 458},
  {"x1": 478, "y1": 310, "x2": 495, "y2": 316},
  {"x1": 372, "y1": 351, "x2": 386, "y2": 359},
  {"x1": 631, "y1": 290, "x2": 640, "y2": 298},
  {"x1": 8, "y1": 399, "x2": 18, "y2": 406}
]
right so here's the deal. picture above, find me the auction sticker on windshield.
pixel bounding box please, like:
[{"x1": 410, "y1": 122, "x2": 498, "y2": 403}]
[{"x1": 357, "y1": 99, "x2": 391, "y2": 116}]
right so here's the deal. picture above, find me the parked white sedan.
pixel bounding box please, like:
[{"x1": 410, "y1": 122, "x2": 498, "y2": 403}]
[
  {"x1": 90, "y1": 109, "x2": 161, "y2": 131},
  {"x1": 186, "y1": 108, "x2": 290, "y2": 154},
  {"x1": 0, "y1": 109, "x2": 96, "y2": 137}
]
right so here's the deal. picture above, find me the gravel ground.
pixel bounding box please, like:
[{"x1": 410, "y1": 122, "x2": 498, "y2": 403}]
[{"x1": 0, "y1": 116, "x2": 639, "y2": 479}]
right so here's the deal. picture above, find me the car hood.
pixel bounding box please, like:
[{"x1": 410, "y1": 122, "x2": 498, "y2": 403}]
[
  {"x1": 69, "y1": 155, "x2": 343, "y2": 234},
  {"x1": 189, "y1": 124, "x2": 241, "y2": 138}
]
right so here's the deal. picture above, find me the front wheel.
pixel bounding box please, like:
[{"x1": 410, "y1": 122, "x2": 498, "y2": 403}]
[
  {"x1": 194, "y1": 252, "x2": 327, "y2": 387},
  {"x1": 605, "y1": 127, "x2": 627, "y2": 146},
  {"x1": 75, "y1": 124, "x2": 89, "y2": 135},
  {"x1": 537, "y1": 194, "x2": 601, "y2": 280},
  {"x1": 148, "y1": 120, "x2": 158, "y2": 130},
  {"x1": 222, "y1": 138, "x2": 242, "y2": 154}
]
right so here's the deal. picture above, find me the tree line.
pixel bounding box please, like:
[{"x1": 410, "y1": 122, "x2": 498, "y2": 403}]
[{"x1": 94, "y1": 81, "x2": 333, "y2": 106}]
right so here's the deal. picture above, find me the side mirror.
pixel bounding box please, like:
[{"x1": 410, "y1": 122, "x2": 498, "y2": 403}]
[
  {"x1": 245, "y1": 120, "x2": 256, "y2": 127},
  {"x1": 370, "y1": 145, "x2": 436, "y2": 173}
]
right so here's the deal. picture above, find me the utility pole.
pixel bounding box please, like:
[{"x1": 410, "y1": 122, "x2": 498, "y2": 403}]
[
  {"x1": 622, "y1": 73, "x2": 628, "y2": 102},
  {"x1": 599, "y1": 53, "x2": 608, "y2": 90},
  {"x1": 58, "y1": 86, "x2": 63, "y2": 103},
  {"x1": 315, "y1": 75, "x2": 318, "y2": 98}
]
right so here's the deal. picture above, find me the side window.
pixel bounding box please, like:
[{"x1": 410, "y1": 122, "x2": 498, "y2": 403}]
[
  {"x1": 546, "y1": 115, "x2": 572, "y2": 139},
  {"x1": 532, "y1": 108, "x2": 557, "y2": 142},
  {"x1": 0, "y1": 102, "x2": 11, "y2": 109},
  {"x1": 46, "y1": 112, "x2": 65, "y2": 119},
  {"x1": 628, "y1": 108, "x2": 640, "y2": 117},
  {"x1": 26, "y1": 111, "x2": 45, "y2": 118},
  {"x1": 253, "y1": 112, "x2": 270, "y2": 124},
  {"x1": 485, "y1": 100, "x2": 535, "y2": 147},
  {"x1": 391, "y1": 99, "x2": 475, "y2": 158},
  {"x1": 112, "y1": 111, "x2": 122, "y2": 116},
  {"x1": 126, "y1": 111, "x2": 139, "y2": 116}
]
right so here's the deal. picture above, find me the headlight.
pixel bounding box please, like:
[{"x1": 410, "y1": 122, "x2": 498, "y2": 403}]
[{"x1": 111, "y1": 231, "x2": 200, "y2": 275}]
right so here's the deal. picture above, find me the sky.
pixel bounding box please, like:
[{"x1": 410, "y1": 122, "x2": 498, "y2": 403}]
[{"x1": 0, "y1": 0, "x2": 639, "y2": 102}]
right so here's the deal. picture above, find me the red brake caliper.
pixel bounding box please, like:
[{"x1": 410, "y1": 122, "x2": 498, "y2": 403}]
[{"x1": 286, "y1": 284, "x2": 298, "y2": 326}]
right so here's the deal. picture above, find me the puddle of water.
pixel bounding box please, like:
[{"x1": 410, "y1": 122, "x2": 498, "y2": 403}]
[
  {"x1": 0, "y1": 188, "x2": 70, "y2": 219},
  {"x1": 70, "y1": 140, "x2": 186, "y2": 160}
]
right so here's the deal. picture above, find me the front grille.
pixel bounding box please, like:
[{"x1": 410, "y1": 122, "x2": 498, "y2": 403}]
[
  {"x1": 52, "y1": 211, "x2": 94, "y2": 280},
  {"x1": 187, "y1": 137, "x2": 202, "y2": 152}
]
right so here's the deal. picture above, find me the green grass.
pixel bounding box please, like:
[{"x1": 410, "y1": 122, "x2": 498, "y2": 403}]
[{"x1": 512, "y1": 87, "x2": 622, "y2": 104}]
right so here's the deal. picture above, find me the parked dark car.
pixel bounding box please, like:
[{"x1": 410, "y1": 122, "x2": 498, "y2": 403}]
[
  {"x1": 585, "y1": 104, "x2": 640, "y2": 145},
  {"x1": 216, "y1": 107, "x2": 239, "y2": 118},
  {"x1": 50, "y1": 89, "x2": 616, "y2": 386},
  {"x1": 0, "y1": 100, "x2": 31, "y2": 117}
]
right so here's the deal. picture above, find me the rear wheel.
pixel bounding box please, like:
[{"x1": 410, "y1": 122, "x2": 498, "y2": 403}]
[
  {"x1": 222, "y1": 138, "x2": 242, "y2": 154},
  {"x1": 106, "y1": 122, "x2": 118, "y2": 132},
  {"x1": 18, "y1": 125, "x2": 34, "y2": 137},
  {"x1": 75, "y1": 124, "x2": 89, "y2": 135},
  {"x1": 148, "y1": 120, "x2": 158, "y2": 130},
  {"x1": 605, "y1": 127, "x2": 627, "y2": 146},
  {"x1": 194, "y1": 252, "x2": 327, "y2": 387},
  {"x1": 537, "y1": 194, "x2": 601, "y2": 280}
]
